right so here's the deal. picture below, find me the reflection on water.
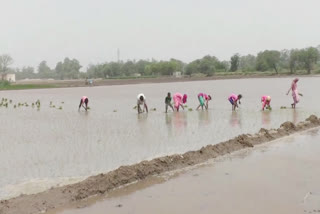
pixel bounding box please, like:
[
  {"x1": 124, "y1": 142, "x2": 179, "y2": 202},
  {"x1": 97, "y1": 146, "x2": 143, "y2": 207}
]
[
  {"x1": 137, "y1": 113, "x2": 148, "y2": 122},
  {"x1": 165, "y1": 114, "x2": 172, "y2": 125},
  {"x1": 137, "y1": 114, "x2": 148, "y2": 135},
  {"x1": 230, "y1": 111, "x2": 241, "y2": 127},
  {"x1": 261, "y1": 111, "x2": 271, "y2": 125},
  {"x1": 173, "y1": 112, "x2": 188, "y2": 133},
  {"x1": 78, "y1": 110, "x2": 90, "y2": 118},
  {"x1": 165, "y1": 114, "x2": 173, "y2": 137},
  {"x1": 0, "y1": 77, "x2": 320, "y2": 199},
  {"x1": 198, "y1": 111, "x2": 210, "y2": 126},
  {"x1": 292, "y1": 109, "x2": 298, "y2": 124}
]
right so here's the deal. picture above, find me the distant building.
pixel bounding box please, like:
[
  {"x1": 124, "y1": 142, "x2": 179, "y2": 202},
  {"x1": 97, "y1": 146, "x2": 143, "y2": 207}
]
[
  {"x1": 133, "y1": 73, "x2": 141, "y2": 77},
  {"x1": 173, "y1": 71, "x2": 182, "y2": 78},
  {"x1": 1, "y1": 73, "x2": 16, "y2": 82}
]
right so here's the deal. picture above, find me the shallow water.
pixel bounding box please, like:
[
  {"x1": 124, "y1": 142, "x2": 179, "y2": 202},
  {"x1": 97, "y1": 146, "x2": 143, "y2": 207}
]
[
  {"x1": 0, "y1": 77, "x2": 319, "y2": 199},
  {"x1": 57, "y1": 128, "x2": 320, "y2": 214}
]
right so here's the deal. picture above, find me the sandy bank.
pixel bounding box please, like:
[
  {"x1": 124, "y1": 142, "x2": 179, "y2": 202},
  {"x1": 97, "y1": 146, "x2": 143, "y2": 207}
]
[{"x1": 1, "y1": 115, "x2": 320, "y2": 214}]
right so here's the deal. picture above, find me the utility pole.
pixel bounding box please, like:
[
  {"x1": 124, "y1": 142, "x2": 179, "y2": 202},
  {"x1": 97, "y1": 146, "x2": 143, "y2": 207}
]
[{"x1": 117, "y1": 48, "x2": 120, "y2": 63}]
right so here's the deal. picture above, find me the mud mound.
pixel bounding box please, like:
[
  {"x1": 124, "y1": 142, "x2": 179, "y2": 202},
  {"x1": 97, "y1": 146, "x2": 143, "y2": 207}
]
[
  {"x1": 280, "y1": 121, "x2": 296, "y2": 131},
  {"x1": 1, "y1": 115, "x2": 320, "y2": 214},
  {"x1": 306, "y1": 115, "x2": 319, "y2": 124}
]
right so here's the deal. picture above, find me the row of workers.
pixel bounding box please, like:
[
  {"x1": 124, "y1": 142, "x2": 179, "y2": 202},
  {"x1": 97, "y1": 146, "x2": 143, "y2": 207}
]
[{"x1": 78, "y1": 78, "x2": 301, "y2": 113}]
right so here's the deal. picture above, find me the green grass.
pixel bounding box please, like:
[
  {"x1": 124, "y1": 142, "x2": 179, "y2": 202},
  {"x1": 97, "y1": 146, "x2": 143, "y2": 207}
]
[{"x1": 0, "y1": 84, "x2": 58, "y2": 91}]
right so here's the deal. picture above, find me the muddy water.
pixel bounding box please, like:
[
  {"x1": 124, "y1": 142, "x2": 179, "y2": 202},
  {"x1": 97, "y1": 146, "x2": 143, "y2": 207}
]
[
  {"x1": 0, "y1": 77, "x2": 319, "y2": 199},
  {"x1": 58, "y1": 128, "x2": 320, "y2": 214}
]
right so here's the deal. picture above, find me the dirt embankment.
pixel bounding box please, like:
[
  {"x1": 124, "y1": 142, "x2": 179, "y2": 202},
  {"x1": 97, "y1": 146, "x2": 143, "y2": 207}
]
[
  {"x1": 15, "y1": 74, "x2": 319, "y2": 89},
  {"x1": 1, "y1": 115, "x2": 320, "y2": 214}
]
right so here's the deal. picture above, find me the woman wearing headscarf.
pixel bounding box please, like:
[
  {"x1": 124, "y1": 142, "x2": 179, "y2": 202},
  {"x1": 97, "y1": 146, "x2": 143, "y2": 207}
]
[{"x1": 287, "y1": 78, "x2": 302, "y2": 109}]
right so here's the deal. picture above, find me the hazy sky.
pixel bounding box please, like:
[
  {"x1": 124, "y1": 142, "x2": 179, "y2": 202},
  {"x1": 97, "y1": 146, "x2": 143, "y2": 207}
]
[{"x1": 0, "y1": 0, "x2": 319, "y2": 70}]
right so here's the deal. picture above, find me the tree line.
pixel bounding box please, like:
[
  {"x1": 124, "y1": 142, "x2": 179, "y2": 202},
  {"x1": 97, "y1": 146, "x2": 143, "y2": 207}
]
[{"x1": 1, "y1": 45, "x2": 320, "y2": 80}]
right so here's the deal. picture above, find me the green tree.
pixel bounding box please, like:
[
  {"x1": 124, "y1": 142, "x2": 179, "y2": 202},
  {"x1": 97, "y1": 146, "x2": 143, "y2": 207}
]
[
  {"x1": 15, "y1": 66, "x2": 36, "y2": 80},
  {"x1": 122, "y1": 61, "x2": 137, "y2": 76},
  {"x1": 230, "y1": 54, "x2": 240, "y2": 72},
  {"x1": 38, "y1": 61, "x2": 55, "y2": 79},
  {"x1": 239, "y1": 55, "x2": 256, "y2": 71},
  {"x1": 169, "y1": 58, "x2": 184, "y2": 73},
  {"x1": 185, "y1": 55, "x2": 220, "y2": 76},
  {"x1": 256, "y1": 50, "x2": 280, "y2": 73},
  {"x1": 279, "y1": 49, "x2": 290, "y2": 70},
  {"x1": 87, "y1": 64, "x2": 103, "y2": 78},
  {"x1": 199, "y1": 55, "x2": 219, "y2": 76},
  {"x1": 185, "y1": 60, "x2": 198, "y2": 76},
  {"x1": 144, "y1": 65, "x2": 152, "y2": 76},
  {"x1": 289, "y1": 49, "x2": 300, "y2": 74},
  {"x1": 55, "y1": 62, "x2": 64, "y2": 79},
  {"x1": 55, "y1": 58, "x2": 82, "y2": 79},
  {"x1": 0, "y1": 54, "x2": 13, "y2": 73},
  {"x1": 149, "y1": 61, "x2": 161, "y2": 75},
  {"x1": 297, "y1": 47, "x2": 320, "y2": 74},
  {"x1": 109, "y1": 62, "x2": 121, "y2": 76},
  {"x1": 220, "y1": 61, "x2": 230, "y2": 72},
  {"x1": 199, "y1": 58, "x2": 215, "y2": 75},
  {"x1": 136, "y1": 60, "x2": 151, "y2": 75},
  {"x1": 38, "y1": 61, "x2": 51, "y2": 73}
]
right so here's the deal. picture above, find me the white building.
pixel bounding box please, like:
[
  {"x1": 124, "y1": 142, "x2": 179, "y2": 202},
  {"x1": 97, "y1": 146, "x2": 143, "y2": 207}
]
[
  {"x1": 1, "y1": 73, "x2": 16, "y2": 82},
  {"x1": 173, "y1": 71, "x2": 182, "y2": 78}
]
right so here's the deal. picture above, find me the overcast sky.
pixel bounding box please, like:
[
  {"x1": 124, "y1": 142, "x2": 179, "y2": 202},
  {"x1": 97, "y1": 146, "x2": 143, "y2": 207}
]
[{"x1": 0, "y1": 0, "x2": 319, "y2": 70}]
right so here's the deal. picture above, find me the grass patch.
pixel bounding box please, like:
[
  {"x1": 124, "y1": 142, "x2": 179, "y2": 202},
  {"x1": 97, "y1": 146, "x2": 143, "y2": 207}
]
[{"x1": 0, "y1": 83, "x2": 57, "y2": 91}]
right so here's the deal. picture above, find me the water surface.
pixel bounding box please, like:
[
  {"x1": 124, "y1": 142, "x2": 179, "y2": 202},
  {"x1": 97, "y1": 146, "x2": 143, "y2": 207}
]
[{"x1": 0, "y1": 77, "x2": 319, "y2": 199}]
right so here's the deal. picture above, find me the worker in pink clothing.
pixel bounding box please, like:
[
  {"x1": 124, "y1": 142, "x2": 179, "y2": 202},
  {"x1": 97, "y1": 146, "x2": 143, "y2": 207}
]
[
  {"x1": 173, "y1": 93, "x2": 187, "y2": 112},
  {"x1": 228, "y1": 94, "x2": 242, "y2": 111},
  {"x1": 79, "y1": 96, "x2": 89, "y2": 111},
  {"x1": 196, "y1": 93, "x2": 212, "y2": 110},
  {"x1": 287, "y1": 78, "x2": 302, "y2": 109},
  {"x1": 261, "y1": 95, "x2": 271, "y2": 111}
]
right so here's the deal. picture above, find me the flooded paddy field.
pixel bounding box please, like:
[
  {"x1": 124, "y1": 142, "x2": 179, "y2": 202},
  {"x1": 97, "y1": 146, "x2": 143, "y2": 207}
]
[
  {"x1": 0, "y1": 77, "x2": 319, "y2": 200},
  {"x1": 56, "y1": 128, "x2": 320, "y2": 214}
]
